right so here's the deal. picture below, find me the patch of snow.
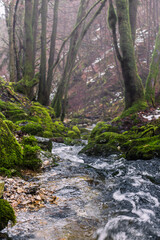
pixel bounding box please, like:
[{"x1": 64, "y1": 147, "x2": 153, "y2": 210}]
[
  {"x1": 86, "y1": 77, "x2": 96, "y2": 85},
  {"x1": 108, "y1": 65, "x2": 114, "y2": 69},
  {"x1": 92, "y1": 36, "x2": 100, "y2": 41},
  {"x1": 95, "y1": 27, "x2": 101, "y2": 32},
  {"x1": 92, "y1": 57, "x2": 102, "y2": 65},
  {"x1": 142, "y1": 114, "x2": 160, "y2": 121},
  {"x1": 115, "y1": 92, "x2": 122, "y2": 97}
]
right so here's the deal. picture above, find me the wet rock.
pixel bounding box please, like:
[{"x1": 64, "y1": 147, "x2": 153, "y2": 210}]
[
  {"x1": 51, "y1": 137, "x2": 64, "y2": 143},
  {"x1": 35, "y1": 136, "x2": 52, "y2": 152}
]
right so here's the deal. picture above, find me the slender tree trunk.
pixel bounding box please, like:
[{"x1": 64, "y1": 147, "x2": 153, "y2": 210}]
[
  {"x1": 8, "y1": 0, "x2": 16, "y2": 82},
  {"x1": 24, "y1": 0, "x2": 34, "y2": 99},
  {"x1": 45, "y1": 0, "x2": 59, "y2": 106},
  {"x1": 145, "y1": 27, "x2": 160, "y2": 105},
  {"x1": 13, "y1": 0, "x2": 21, "y2": 82},
  {"x1": 129, "y1": 0, "x2": 138, "y2": 44},
  {"x1": 38, "y1": 0, "x2": 48, "y2": 104},
  {"x1": 32, "y1": 0, "x2": 39, "y2": 74}
]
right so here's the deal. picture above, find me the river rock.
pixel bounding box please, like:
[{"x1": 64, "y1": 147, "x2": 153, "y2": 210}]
[
  {"x1": 0, "y1": 181, "x2": 4, "y2": 198},
  {"x1": 35, "y1": 136, "x2": 52, "y2": 152}
]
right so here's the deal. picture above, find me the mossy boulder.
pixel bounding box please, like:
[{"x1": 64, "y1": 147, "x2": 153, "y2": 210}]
[
  {"x1": 0, "y1": 199, "x2": 16, "y2": 231},
  {"x1": 52, "y1": 121, "x2": 67, "y2": 137},
  {"x1": 22, "y1": 145, "x2": 42, "y2": 171},
  {"x1": 28, "y1": 103, "x2": 54, "y2": 135},
  {"x1": 90, "y1": 122, "x2": 118, "y2": 140},
  {"x1": 20, "y1": 121, "x2": 43, "y2": 135},
  {"x1": 0, "y1": 119, "x2": 23, "y2": 169},
  {"x1": 81, "y1": 132, "x2": 125, "y2": 157},
  {"x1": 0, "y1": 100, "x2": 28, "y2": 122},
  {"x1": 21, "y1": 135, "x2": 38, "y2": 146},
  {"x1": 123, "y1": 136, "x2": 160, "y2": 160}
]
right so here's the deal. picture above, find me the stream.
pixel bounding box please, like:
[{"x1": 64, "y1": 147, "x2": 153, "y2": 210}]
[{"x1": 1, "y1": 142, "x2": 160, "y2": 240}]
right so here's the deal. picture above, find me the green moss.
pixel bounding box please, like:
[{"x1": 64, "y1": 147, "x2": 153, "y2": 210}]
[
  {"x1": 72, "y1": 126, "x2": 81, "y2": 138},
  {"x1": 52, "y1": 121, "x2": 67, "y2": 137},
  {"x1": 120, "y1": 101, "x2": 148, "y2": 119},
  {"x1": 28, "y1": 102, "x2": 54, "y2": 132},
  {"x1": 0, "y1": 168, "x2": 18, "y2": 177},
  {"x1": 0, "y1": 100, "x2": 28, "y2": 122},
  {"x1": 0, "y1": 119, "x2": 23, "y2": 169},
  {"x1": 95, "y1": 132, "x2": 126, "y2": 145},
  {"x1": 22, "y1": 145, "x2": 42, "y2": 170},
  {"x1": 0, "y1": 112, "x2": 5, "y2": 120},
  {"x1": 3, "y1": 120, "x2": 16, "y2": 132},
  {"x1": 21, "y1": 121, "x2": 43, "y2": 135},
  {"x1": 43, "y1": 131, "x2": 53, "y2": 138},
  {"x1": 0, "y1": 199, "x2": 16, "y2": 231},
  {"x1": 90, "y1": 122, "x2": 118, "y2": 140},
  {"x1": 68, "y1": 130, "x2": 79, "y2": 139},
  {"x1": 21, "y1": 135, "x2": 38, "y2": 146},
  {"x1": 122, "y1": 135, "x2": 160, "y2": 160}
]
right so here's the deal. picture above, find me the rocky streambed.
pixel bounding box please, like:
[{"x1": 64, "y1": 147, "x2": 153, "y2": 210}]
[{"x1": 1, "y1": 142, "x2": 160, "y2": 240}]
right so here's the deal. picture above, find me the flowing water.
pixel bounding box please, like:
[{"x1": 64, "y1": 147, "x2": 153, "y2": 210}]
[{"x1": 1, "y1": 142, "x2": 160, "y2": 240}]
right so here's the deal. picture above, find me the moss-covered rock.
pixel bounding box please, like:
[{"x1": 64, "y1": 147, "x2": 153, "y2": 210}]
[
  {"x1": 0, "y1": 100, "x2": 28, "y2": 122},
  {"x1": 81, "y1": 132, "x2": 126, "y2": 157},
  {"x1": 0, "y1": 199, "x2": 16, "y2": 231},
  {"x1": 28, "y1": 102, "x2": 54, "y2": 133},
  {"x1": 21, "y1": 135, "x2": 38, "y2": 146},
  {"x1": 52, "y1": 121, "x2": 67, "y2": 137},
  {"x1": 22, "y1": 145, "x2": 42, "y2": 171},
  {"x1": 122, "y1": 136, "x2": 160, "y2": 160},
  {"x1": 90, "y1": 122, "x2": 118, "y2": 140},
  {"x1": 20, "y1": 121, "x2": 43, "y2": 135},
  {"x1": 80, "y1": 120, "x2": 160, "y2": 160},
  {"x1": 3, "y1": 120, "x2": 17, "y2": 132},
  {"x1": 0, "y1": 119, "x2": 23, "y2": 169}
]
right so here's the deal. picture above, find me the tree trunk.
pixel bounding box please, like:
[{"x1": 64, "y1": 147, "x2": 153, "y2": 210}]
[
  {"x1": 145, "y1": 27, "x2": 160, "y2": 105},
  {"x1": 32, "y1": 0, "x2": 39, "y2": 74},
  {"x1": 45, "y1": 0, "x2": 59, "y2": 106},
  {"x1": 24, "y1": 0, "x2": 34, "y2": 99},
  {"x1": 8, "y1": 1, "x2": 16, "y2": 82},
  {"x1": 109, "y1": 0, "x2": 145, "y2": 109},
  {"x1": 13, "y1": 0, "x2": 21, "y2": 82},
  {"x1": 129, "y1": 0, "x2": 138, "y2": 44},
  {"x1": 38, "y1": 0, "x2": 48, "y2": 104}
]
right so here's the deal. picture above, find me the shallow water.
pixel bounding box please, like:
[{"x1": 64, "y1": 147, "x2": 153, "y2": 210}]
[{"x1": 2, "y1": 142, "x2": 160, "y2": 240}]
